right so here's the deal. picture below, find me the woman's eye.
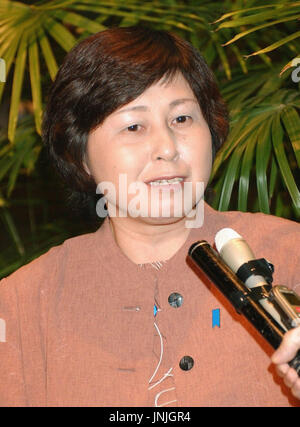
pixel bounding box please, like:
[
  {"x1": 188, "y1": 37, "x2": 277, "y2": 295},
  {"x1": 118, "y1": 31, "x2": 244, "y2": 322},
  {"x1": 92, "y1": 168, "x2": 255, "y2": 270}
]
[
  {"x1": 126, "y1": 124, "x2": 140, "y2": 132},
  {"x1": 174, "y1": 115, "x2": 192, "y2": 125}
]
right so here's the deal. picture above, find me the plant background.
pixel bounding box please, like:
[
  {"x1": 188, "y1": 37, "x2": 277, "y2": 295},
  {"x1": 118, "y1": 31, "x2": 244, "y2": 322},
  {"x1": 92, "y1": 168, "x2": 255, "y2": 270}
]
[{"x1": 0, "y1": 0, "x2": 299, "y2": 279}]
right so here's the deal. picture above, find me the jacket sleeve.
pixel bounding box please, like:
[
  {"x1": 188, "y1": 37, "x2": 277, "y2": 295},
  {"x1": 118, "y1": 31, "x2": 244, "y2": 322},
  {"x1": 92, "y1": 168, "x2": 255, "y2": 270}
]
[
  {"x1": 0, "y1": 277, "x2": 27, "y2": 406},
  {"x1": 0, "y1": 245, "x2": 61, "y2": 406}
]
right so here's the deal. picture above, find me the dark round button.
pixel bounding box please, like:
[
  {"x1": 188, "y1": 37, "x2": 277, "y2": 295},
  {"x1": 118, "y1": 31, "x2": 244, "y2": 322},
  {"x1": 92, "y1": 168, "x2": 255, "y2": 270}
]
[
  {"x1": 179, "y1": 356, "x2": 194, "y2": 371},
  {"x1": 168, "y1": 292, "x2": 183, "y2": 308}
]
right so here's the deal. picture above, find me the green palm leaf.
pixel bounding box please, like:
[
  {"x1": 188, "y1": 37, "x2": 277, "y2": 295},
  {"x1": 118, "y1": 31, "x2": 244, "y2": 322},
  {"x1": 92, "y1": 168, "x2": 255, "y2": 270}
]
[
  {"x1": 28, "y1": 31, "x2": 42, "y2": 135},
  {"x1": 0, "y1": 33, "x2": 21, "y2": 104},
  {"x1": 216, "y1": 7, "x2": 300, "y2": 29},
  {"x1": 256, "y1": 118, "x2": 272, "y2": 214},
  {"x1": 213, "y1": 109, "x2": 273, "y2": 176},
  {"x1": 213, "y1": 3, "x2": 292, "y2": 24},
  {"x1": 52, "y1": 9, "x2": 106, "y2": 33},
  {"x1": 281, "y1": 106, "x2": 300, "y2": 167},
  {"x1": 37, "y1": 27, "x2": 58, "y2": 81},
  {"x1": 271, "y1": 112, "x2": 300, "y2": 210},
  {"x1": 244, "y1": 31, "x2": 300, "y2": 59},
  {"x1": 43, "y1": 17, "x2": 76, "y2": 52},
  {"x1": 212, "y1": 77, "x2": 300, "y2": 216},
  {"x1": 1, "y1": 206, "x2": 25, "y2": 257},
  {"x1": 221, "y1": 15, "x2": 300, "y2": 47},
  {"x1": 217, "y1": 144, "x2": 245, "y2": 211},
  {"x1": 237, "y1": 131, "x2": 256, "y2": 211},
  {"x1": 8, "y1": 32, "x2": 28, "y2": 143},
  {"x1": 269, "y1": 156, "x2": 278, "y2": 200},
  {"x1": 213, "y1": 1, "x2": 300, "y2": 73}
]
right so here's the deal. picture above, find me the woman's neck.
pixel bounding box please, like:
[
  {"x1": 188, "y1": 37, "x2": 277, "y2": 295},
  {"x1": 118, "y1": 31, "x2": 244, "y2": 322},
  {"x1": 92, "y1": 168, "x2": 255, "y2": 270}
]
[{"x1": 108, "y1": 215, "x2": 192, "y2": 265}]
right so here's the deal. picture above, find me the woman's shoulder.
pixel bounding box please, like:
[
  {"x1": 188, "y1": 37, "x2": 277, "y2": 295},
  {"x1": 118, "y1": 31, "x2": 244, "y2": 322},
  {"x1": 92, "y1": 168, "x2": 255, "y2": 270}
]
[
  {"x1": 207, "y1": 207, "x2": 299, "y2": 289},
  {"x1": 0, "y1": 226, "x2": 111, "y2": 341},
  {"x1": 207, "y1": 205, "x2": 299, "y2": 243},
  {"x1": 210, "y1": 207, "x2": 299, "y2": 255},
  {"x1": 0, "y1": 226, "x2": 106, "y2": 294}
]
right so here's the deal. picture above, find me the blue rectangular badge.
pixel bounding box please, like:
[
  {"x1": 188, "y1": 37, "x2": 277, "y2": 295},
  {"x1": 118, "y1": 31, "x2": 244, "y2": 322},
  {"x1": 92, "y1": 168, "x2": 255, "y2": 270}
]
[{"x1": 212, "y1": 308, "x2": 220, "y2": 328}]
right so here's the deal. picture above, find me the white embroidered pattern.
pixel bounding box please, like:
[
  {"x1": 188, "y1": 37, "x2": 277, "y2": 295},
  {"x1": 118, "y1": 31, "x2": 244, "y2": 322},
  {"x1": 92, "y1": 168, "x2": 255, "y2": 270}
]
[
  {"x1": 148, "y1": 322, "x2": 177, "y2": 407},
  {"x1": 139, "y1": 259, "x2": 177, "y2": 407}
]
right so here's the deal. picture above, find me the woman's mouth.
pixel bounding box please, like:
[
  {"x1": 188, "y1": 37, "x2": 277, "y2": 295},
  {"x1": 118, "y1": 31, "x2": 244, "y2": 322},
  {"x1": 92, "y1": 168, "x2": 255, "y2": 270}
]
[{"x1": 146, "y1": 177, "x2": 185, "y2": 191}]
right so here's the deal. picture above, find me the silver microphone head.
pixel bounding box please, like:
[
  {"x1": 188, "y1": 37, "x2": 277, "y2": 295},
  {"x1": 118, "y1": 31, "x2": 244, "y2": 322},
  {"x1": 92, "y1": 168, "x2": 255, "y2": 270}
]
[{"x1": 215, "y1": 228, "x2": 255, "y2": 273}]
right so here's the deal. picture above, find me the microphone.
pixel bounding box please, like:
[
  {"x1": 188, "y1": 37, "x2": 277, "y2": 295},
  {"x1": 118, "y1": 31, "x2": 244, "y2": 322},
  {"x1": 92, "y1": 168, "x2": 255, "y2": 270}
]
[
  {"x1": 188, "y1": 238, "x2": 300, "y2": 375},
  {"x1": 214, "y1": 228, "x2": 287, "y2": 331}
]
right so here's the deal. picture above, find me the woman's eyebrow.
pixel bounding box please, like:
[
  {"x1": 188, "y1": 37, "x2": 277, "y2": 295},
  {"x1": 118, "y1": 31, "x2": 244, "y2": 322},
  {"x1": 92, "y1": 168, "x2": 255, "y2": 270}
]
[{"x1": 114, "y1": 98, "x2": 197, "y2": 115}]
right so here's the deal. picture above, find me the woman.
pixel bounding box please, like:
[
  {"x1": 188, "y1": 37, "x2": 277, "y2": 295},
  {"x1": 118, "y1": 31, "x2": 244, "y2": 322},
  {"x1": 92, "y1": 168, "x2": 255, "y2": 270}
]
[{"x1": 0, "y1": 25, "x2": 299, "y2": 407}]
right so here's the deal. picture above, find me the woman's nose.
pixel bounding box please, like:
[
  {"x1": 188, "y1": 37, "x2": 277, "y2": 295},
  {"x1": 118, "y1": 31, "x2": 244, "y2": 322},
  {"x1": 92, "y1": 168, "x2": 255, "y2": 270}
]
[{"x1": 151, "y1": 125, "x2": 179, "y2": 162}]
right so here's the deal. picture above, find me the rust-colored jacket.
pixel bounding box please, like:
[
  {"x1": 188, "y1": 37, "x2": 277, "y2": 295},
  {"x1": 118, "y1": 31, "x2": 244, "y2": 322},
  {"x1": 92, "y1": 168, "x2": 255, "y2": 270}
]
[{"x1": 0, "y1": 203, "x2": 299, "y2": 407}]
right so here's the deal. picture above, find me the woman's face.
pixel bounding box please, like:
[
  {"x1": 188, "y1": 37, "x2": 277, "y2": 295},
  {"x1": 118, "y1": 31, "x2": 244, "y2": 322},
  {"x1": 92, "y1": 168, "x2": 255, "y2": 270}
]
[{"x1": 84, "y1": 71, "x2": 212, "y2": 225}]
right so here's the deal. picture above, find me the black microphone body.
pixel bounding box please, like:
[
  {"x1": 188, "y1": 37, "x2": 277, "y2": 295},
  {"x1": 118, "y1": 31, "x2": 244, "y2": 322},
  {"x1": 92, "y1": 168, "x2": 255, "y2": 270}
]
[{"x1": 188, "y1": 240, "x2": 300, "y2": 375}]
